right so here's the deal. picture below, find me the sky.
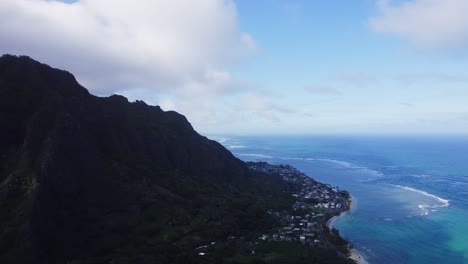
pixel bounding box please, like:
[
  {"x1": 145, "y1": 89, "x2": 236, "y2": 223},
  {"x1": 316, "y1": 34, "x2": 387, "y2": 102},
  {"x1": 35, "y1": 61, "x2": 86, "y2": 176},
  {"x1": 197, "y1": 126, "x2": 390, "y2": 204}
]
[{"x1": 1, "y1": 0, "x2": 468, "y2": 134}]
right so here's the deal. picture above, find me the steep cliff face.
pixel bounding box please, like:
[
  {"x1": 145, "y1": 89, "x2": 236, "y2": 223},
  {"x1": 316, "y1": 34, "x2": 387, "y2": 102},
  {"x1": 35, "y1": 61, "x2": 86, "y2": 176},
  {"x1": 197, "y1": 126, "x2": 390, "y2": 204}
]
[{"x1": 0, "y1": 55, "x2": 260, "y2": 263}]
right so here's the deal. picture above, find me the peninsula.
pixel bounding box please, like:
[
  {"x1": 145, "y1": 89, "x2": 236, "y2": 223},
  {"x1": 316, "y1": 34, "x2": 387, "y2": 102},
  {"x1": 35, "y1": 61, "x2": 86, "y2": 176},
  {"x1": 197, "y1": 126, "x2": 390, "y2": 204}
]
[{"x1": 247, "y1": 162, "x2": 365, "y2": 264}]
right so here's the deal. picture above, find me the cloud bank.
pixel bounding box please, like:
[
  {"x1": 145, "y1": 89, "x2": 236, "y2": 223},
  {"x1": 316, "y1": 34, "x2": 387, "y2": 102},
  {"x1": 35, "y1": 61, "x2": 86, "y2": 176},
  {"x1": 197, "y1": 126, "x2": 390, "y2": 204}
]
[
  {"x1": 370, "y1": 0, "x2": 468, "y2": 50},
  {"x1": 0, "y1": 0, "x2": 255, "y2": 94}
]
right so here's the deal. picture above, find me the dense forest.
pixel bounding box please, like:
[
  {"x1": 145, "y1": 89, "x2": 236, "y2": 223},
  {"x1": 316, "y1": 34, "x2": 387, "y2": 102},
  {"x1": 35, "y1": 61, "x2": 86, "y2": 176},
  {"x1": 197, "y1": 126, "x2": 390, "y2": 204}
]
[{"x1": 0, "y1": 55, "x2": 351, "y2": 264}]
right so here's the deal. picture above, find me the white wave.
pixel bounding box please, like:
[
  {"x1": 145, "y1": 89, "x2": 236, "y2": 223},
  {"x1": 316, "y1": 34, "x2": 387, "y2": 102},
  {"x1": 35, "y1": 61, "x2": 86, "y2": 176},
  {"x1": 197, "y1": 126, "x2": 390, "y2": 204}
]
[
  {"x1": 394, "y1": 185, "x2": 450, "y2": 207},
  {"x1": 279, "y1": 157, "x2": 304, "y2": 161},
  {"x1": 228, "y1": 145, "x2": 245, "y2": 149},
  {"x1": 303, "y1": 158, "x2": 383, "y2": 177},
  {"x1": 235, "y1": 153, "x2": 273, "y2": 159},
  {"x1": 235, "y1": 153, "x2": 384, "y2": 177},
  {"x1": 208, "y1": 136, "x2": 229, "y2": 143},
  {"x1": 417, "y1": 203, "x2": 445, "y2": 216},
  {"x1": 411, "y1": 174, "x2": 431, "y2": 178},
  {"x1": 306, "y1": 158, "x2": 354, "y2": 167}
]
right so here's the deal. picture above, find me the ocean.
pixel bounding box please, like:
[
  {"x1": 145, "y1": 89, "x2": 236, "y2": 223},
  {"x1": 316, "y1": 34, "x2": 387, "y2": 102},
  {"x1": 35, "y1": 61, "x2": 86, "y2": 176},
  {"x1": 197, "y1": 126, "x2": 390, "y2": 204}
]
[{"x1": 210, "y1": 135, "x2": 468, "y2": 264}]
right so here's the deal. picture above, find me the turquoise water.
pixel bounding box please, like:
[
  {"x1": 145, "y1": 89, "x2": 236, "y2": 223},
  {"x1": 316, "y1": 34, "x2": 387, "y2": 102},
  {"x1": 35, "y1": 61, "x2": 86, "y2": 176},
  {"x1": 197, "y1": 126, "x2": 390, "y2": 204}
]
[{"x1": 212, "y1": 135, "x2": 468, "y2": 264}]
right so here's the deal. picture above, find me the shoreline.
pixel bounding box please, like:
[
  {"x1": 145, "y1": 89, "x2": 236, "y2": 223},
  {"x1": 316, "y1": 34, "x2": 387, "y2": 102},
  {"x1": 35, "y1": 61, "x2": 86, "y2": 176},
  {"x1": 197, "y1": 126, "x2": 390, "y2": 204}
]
[
  {"x1": 326, "y1": 210, "x2": 349, "y2": 230},
  {"x1": 326, "y1": 197, "x2": 369, "y2": 264},
  {"x1": 326, "y1": 197, "x2": 353, "y2": 230},
  {"x1": 349, "y1": 248, "x2": 368, "y2": 264}
]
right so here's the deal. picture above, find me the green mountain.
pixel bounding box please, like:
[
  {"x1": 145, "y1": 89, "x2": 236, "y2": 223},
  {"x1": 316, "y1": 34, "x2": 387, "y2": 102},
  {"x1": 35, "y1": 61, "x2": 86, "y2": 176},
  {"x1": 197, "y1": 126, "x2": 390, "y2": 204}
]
[{"x1": 0, "y1": 55, "x2": 349, "y2": 264}]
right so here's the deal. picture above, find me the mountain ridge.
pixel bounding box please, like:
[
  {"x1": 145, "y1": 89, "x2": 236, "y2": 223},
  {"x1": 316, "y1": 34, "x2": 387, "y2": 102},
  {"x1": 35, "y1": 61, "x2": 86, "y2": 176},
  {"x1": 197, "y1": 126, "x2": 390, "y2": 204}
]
[
  {"x1": 0, "y1": 55, "x2": 350, "y2": 264},
  {"x1": 0, "y1": 54, "x2": 254, "y2": 263}
]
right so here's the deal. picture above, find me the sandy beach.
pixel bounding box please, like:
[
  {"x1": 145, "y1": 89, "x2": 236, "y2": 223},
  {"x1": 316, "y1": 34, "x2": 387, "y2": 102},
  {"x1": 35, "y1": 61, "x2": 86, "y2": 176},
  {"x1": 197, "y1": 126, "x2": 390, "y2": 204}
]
[
  {"x1": 326, "y1": 210, "x2": 349, "y2": 230},
  {"x1": 326, "y1": 197, "x2": 353, "y2": 230},
  {"x1": 349, "y1": 248, "x2": 368, "y2": 264},
  {"x1": 325, "y1": 198, "x2": 369, "y2": 264}
]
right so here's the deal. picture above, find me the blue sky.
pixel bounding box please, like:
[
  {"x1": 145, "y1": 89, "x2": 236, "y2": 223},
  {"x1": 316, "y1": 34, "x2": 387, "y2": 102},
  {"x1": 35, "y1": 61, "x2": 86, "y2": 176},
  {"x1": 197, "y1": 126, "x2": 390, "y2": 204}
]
[
  {"x1": 1, "y1": 0, "x2": 468, "y2": 134},
  {"x1": 229, "y1": 0, "x2": 468, "y2": 134}
]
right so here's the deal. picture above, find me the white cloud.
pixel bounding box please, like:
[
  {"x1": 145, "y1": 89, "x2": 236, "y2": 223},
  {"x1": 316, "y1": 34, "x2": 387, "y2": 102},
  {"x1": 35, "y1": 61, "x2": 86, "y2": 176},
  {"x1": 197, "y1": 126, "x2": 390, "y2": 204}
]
[
  {"x1": 240, "y1": 93, "x2": 294, "y2": 122},
  {"x1": 0, "y1": 0, "x2": 269, "y2": 133},
  {"x1": 369, "y1": 0, "x2": 468, "y2": 50},
  {"x1": 181, "y1": 70, "x2": 253, "y2": 96},
  {"x1": 158, "y1": 98, "x2": 177, "y2": 112},
  {"x1": 0, "y1": 0, "x2": 256, "y2": 94}
]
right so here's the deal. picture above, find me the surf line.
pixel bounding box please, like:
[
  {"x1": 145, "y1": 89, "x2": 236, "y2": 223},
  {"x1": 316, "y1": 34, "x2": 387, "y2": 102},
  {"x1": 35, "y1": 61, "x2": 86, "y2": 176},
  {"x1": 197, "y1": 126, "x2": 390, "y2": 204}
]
[{"x1": 393, "y1": 184, "x2": 450, "y2": 207}]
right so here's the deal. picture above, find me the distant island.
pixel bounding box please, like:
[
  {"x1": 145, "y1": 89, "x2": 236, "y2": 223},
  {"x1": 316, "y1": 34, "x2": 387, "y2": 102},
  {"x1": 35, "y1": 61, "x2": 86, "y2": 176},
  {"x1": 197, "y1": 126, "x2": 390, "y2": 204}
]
[{"x1": 0, "y1": 54, "x2": 361, "y2": 263}]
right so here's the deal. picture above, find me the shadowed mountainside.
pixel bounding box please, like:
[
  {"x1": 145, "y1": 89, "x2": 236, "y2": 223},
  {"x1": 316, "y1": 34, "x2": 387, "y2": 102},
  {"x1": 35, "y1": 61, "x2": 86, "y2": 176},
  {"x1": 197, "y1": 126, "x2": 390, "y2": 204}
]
[{"x1": 0, "y1": 55, "x2": 349, "y2": 264}]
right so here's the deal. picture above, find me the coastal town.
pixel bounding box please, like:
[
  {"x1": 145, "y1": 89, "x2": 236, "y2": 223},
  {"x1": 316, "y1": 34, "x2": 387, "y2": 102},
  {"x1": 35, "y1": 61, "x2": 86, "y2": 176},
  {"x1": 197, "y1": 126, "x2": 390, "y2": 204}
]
[
  {"x1": 247, "y1": 162, "x2": 351, "y2": 246},
  {"x1": 194, "y1": 162, "x2": 362, "y2": 263}
]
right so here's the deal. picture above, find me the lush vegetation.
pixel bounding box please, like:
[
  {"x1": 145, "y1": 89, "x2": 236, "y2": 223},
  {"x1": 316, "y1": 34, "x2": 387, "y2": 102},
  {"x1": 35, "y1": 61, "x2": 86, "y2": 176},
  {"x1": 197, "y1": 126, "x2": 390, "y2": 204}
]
[{"x1": 0, "y1": 55, "x2": 351, "y2": 264}]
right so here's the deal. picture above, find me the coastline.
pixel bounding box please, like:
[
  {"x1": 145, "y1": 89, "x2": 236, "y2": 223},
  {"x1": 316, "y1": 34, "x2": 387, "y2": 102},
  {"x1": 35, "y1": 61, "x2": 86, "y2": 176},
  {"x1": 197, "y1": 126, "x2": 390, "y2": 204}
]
[
  {"x1": 349, "y1": 248, "x2": 368, "y2": 264},
  {"x1": 326, "y1": 197, "x2": 368, "y2": 264},
  {"x1": 326, "y1": 197, "x2": 352, "y2": 230},
  {"x1": 326, "y1": 210, "x2": 349, "y2": 230}
]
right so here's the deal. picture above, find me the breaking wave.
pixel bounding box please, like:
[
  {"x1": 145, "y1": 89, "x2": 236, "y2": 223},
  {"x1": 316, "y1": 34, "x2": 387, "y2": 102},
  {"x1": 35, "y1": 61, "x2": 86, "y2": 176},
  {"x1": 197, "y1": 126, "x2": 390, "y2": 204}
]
[
  {"x1": 228, "y1": 145, "x2": 245, "y2": 149},
  {"x1": 394, "y1": 185, "x2": 450, "y2": 207},
  {"x1": 302, "y1": 158, "x2": 384, "y2": 177},
  {"x1": 235, "y1": 153, "x2": 274, "y2": 159}
]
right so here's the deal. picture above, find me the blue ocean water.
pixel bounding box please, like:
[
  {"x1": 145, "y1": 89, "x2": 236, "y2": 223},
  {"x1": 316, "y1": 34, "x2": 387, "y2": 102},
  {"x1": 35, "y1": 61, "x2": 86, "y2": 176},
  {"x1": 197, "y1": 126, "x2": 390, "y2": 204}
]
[{"x1": 211, "y1": 135, "x2": 468, "y2": 264}]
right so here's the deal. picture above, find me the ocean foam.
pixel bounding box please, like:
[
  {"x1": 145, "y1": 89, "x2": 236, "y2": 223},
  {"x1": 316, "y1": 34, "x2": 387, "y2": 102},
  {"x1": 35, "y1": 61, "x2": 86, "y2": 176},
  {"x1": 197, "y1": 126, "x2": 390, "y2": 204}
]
[
  {"x1": 411, "y1": 174, "x2": 430, "y2": 178},
  {"x1": 209, "y1": 136, "x2": 229, "y2": 143},
  {"x1": 235, "y1": 153, "x2": 273, "y2": 159},
  {"x1": 278, "y1": 157, "x2": 303, "y2": 161},
  {"x1": 394, "y1": 185, "x2": 450, "y2": 208},
  {"x1": 235, "y1": 154, "x2": 384, "y2": 177},
  {"x1": 304, "y1": 158, "x2": 384, "y2": 177},
  {"x1": 228, "y1": 145, "x2": 245, "y2": 149}
]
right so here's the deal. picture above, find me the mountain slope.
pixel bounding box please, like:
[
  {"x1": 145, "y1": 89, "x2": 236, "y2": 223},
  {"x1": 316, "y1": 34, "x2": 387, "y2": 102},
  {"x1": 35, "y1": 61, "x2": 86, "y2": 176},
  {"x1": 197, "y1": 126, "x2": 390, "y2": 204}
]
[
  {"x1": 0, "y1": 55, "x2": 350, "y2": 264},
  {"x1": 0, "y1": 55, "x2": 263, "y2": 263}
]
